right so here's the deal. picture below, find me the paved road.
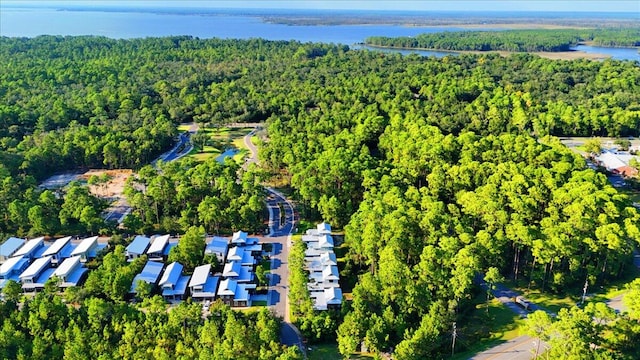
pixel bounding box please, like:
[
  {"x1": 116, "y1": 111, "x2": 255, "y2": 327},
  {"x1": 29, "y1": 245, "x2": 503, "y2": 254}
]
[
  {"x1": 469, "y1": 336, "x2": 542, "y2": 360},
  {"x1": 473, "y1": 278, "x2": 550, "y2": 360},
  {"x1": 243, "y1": 126, "x2": 305, "y2": 353},
  {"x1": 104, "y1": 128, "x2": 195, "y2": 224}
]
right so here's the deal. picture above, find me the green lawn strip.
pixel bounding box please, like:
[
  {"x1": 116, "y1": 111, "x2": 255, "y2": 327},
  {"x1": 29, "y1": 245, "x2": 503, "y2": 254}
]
[
  {"x1": 451, "y1": 298, "x2": 525, "y2": 360},
  {"x1": 250, "y1": 135, "x2": 259, "y2": 146},
  {"x1": 307, "y1": 343, "x2": 374, "y2": 360},
  {"x1": 177, "y1": 124, "x2": 191, "y2": 132},
  {"x1": 510, "y1": 287, "x2": 577, "y2": 314}
]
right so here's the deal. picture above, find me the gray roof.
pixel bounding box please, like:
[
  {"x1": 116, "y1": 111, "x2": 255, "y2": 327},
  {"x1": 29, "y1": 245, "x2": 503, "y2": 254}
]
[
  {"x1": 41, "y1": 236, "x2": 73, "y2": 257},
  {"x1": 126, "y1": 235, "x2": 151, "y2": 255},
  {"x1": 13, "y1": 237, "x2": 44, "y2": 257},
  {"x1": 189, "y1": 264, "x2": 212, "y2": 288},
  {"x1": 1, "y1": 237, "x2": 25, "y2": 258}
]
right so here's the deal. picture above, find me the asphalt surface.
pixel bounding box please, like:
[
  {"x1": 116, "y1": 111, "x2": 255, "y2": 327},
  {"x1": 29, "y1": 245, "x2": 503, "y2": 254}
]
[
  {"x1": 474, "y1": 277, "x2": 550, "y2": 360},
  {"x1": 243, "y1": 128, "x2": 305, "y2": 353},
  {"x1": 469, "y1": 335, "x2": 542, "y2": 360}
]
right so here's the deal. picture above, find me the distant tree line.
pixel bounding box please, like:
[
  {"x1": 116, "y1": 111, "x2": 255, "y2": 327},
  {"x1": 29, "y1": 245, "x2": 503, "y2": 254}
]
[{"x1": 365, "y1": 28, "x2": 640, "y2": 52}]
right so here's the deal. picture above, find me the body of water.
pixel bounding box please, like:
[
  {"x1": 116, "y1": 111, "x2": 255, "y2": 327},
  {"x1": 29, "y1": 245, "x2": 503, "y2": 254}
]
[{"x1": 1, "y1": 6, "x2": 638, "y2": 61}]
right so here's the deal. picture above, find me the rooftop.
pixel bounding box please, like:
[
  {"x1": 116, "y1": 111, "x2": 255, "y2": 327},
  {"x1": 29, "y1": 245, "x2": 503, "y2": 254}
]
[
  {"x1": 0, "y1": 256, "x2": 29, "y2": 277},
  {"x1": 227, "y1": 246, "x2": 245, "y2": 262},
  {"x1": 162, "y1": 274, "x2": 190, "y2": 298},
  {"x1": 137, "y1": 261, "x2": 164, "y2": 283},
  {"x1": 41, "y1": 236, "x2": 73, "y2": 257},
  {"x1": 191, "y1": 275, "x2": 220, "y2": 298},
  {"x1": 223, "y1": 261, "x2": 242, "y2": 278},
  {"x1": 189, "y1": 264, "x2": 212, "y2": 287},
  {"x1": 217, "y1": 278, "x2": 237, "y2": 296},
  {"x1": 19, "y1": 256, "x2": 52, "y2": 279},
  {"x1": 147, "y1": 234, "x2": 170, "y2": 255},
  {"x1": 1, "y1": 237, "x2": 25, "y2": 258},
  {"x1": 71, "y1": 236, "x2": 98, "y2": 256},
  {"x1": 54, "y1": 256, "x2": 82, "y2": 278},
  {"x1": 130, "y1": 261, "x2": 164, "y2": 292},
  {"x1": 13, "y1": 237, "x2": 44, "y2": 257},
  {"x1": 231, "y1": 231, "x2": 248, "y2": 244},
  {"x1": 126, "y1": 235, "x2": 151, "y2": 256},
  {"x1": 205, "y1": 237, "x2": 229, "y2": 255},
  {"x1": 159, "y1": 261, "x2": 183, "y2": 288}
]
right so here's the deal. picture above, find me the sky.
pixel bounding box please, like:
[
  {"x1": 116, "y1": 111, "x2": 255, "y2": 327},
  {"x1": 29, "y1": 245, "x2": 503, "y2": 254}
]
[{"x1": 4, "y1": 0, "x2": 640, "y2": 13}]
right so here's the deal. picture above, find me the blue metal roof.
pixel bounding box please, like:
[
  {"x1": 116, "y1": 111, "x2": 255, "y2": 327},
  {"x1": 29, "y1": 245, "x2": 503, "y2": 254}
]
[
  {"x1": 126, "y1": 235, "x2": 151, "y2": 255},
  {"x1": 1, "y1": 237, "x2": 25, "y2": 257}
]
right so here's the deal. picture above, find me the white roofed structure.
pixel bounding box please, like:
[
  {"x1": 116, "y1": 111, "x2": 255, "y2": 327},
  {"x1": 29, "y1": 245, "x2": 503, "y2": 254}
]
[
  {"x1": 71, "y1": 236, "x2": 100, "y2": 262},
  {"x1": 126, "y1": 235, "x2": 150, "y2": 261},
  {"x1": 147, "y1": 234, "x2": 170, "y2": 260},
  {"x1": 13, "y1": 237, "x2": 45, "y2": 259},
  {"x1": 53, "y1": 256, "x2": 87, "y2": 288},
  {"x1": 19, "y1": 256, "x2": 52, "y2": 284},
  {"x1": 42, "y1": 236, "x2": 74, "y2": 264},
  {"x1": 231, "y1": 231, "x2": 248, "y2": 245}
]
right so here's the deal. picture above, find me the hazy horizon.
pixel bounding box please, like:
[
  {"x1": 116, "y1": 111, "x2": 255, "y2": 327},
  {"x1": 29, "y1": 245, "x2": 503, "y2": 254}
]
[{"x1": 3, "y1": 0, "x2": 639, "y2": 13}]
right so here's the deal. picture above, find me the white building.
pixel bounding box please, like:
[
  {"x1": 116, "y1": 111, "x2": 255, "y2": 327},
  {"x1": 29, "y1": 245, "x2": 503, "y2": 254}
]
[{"x1": 41, "y1": 236, "x2": 74, "y2": 266}]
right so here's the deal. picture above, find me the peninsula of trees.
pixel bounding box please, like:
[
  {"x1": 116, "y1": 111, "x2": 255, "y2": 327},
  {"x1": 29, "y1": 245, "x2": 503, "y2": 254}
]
[{"x1": 365, "y1": 28, "x2": 640, "y2": 52}]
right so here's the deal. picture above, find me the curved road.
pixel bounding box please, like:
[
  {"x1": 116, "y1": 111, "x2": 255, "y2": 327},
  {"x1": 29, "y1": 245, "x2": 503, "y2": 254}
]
[
  {"x1": 105, "y1": 130, "x2": 194, "y2": 224},
  {"x1": 243, "y1": 129, "x2": 305, "y2": 353}
]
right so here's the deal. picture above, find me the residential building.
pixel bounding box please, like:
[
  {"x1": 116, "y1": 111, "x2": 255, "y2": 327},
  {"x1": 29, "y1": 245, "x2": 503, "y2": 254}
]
[
  {"x1": 71, "y1": 236, "x2": 101, "y2": 262},
  {"x1": 41, "y1": 236, "x2": 74, "y2": 266},
  {"x1": 231, "y1": 231, "x2": 248, "y2": 245},
  {"x1": 13, "y1": 237, "x2": 45, "y2": 259},
  {"x1": 126, "y1": 235, "x2": 151, "y2": 261},
  {"x1": 189, "y1": 264, "x2": 219, "y2": 302},
  {"x1": 147, "y1": 234, "x2": 170, "y2": 261},
  {"x1": 20, "y1": 255, "x2": 54, "y2": 291},
  {"x1": 205, "y1": 236, "x2": 229, "y2": 263},
  {"x1": 129, "y1": 261, "x2": 164, "y2": 294},
  {"x1": 159, "y1": 262, "x2": 190, "y2": 301},
  {"x1": 0, "y1": 255, "x2": 30, "y2": 289},
  {"x1": 0, "y1": 237, "x2": 25, "y2": 263},
  {"x1": 53, "y1": 256, "x2": 87, "y2": 288}
]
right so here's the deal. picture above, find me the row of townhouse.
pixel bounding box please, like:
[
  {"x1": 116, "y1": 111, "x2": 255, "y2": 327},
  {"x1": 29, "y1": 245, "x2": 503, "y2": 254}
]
[
  {"x1": 302, "y1": 223, "x2": 343, "y2": 311},
  {"x1": 0, "y1": 235, "x2": 104, "y2": 293},
  {"x1": 127, "y1": 231, "x2": 263, "y2": 307}
]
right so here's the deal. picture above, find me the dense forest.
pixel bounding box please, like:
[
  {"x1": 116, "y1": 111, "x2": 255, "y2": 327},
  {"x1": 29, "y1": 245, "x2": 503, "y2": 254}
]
[
  {"x1": 365, "y1": 28, "x2": 640, "y2": 52},
  {"x1": 0, "y1": 288, "x2": 301, "y2": 359},
  {"x1": 2, "y1": 36, "x2": 640, "y2": 358},
  {"x1": 123, "y1": 157, "x2": 265, "y2": 235}
]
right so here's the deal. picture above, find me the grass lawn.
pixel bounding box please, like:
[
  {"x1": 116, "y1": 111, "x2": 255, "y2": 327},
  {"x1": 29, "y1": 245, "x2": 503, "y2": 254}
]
[
  {"x1": 451, "y1": 298, "x2": 525, "y2": 360},
  {"x1": 184, "y1": 126, "x2": 254, "y2": 162},
  {"x1": 177, "y1": 124, "x2": 191, "y2": 132},
  {"x1": 308, "y1": 343, "x2": 374, "y2": 360}
]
